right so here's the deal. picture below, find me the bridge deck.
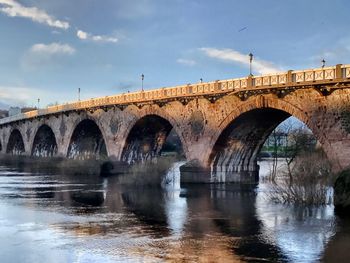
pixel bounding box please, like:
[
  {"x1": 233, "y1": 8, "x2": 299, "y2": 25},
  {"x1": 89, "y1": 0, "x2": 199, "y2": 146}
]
[{"x1": 1, "y1": 64, "x2": 350, "y2": 125}]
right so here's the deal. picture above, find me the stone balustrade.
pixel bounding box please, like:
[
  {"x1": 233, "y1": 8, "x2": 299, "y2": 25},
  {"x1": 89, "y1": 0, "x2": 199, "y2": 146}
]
[{"x1": 1, "y1": 64, "x2": 350, "y2": 125}]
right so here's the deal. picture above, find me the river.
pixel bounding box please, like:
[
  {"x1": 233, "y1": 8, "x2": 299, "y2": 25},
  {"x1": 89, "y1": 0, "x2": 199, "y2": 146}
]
[{"x1": 0, "y1": 161, "x2": 349, "y2": 262}]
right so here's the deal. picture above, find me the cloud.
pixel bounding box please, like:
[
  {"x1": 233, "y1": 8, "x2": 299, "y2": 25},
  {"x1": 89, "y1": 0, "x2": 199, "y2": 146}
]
[
  {"x1": 0, "y1": 85, "x2": 42, "y2": 106},
  {"x1": 30, "y1": 42, "x2": 75, "y2": 55},
  {"x1": 77, "y1": 30, "x2": 88, "y2": 39},
  {"x1": 176, "y1": 58, "x2": 196, "y2": 66},
  {"x1": 0, "y1": 0, "x2": 69, "y2": 29},
  {"x1": 77, "y1": 30, "x2": 118, "y2": 43},
  {"x1": 200, "y1": 47, "x2": 283, "y2": 75},
  {"x1": 21, "y1": 42, "x2": 75, "y2": 70},
  {"x1": 312, "y1": 38, "x2": 350, "y2": 65}
]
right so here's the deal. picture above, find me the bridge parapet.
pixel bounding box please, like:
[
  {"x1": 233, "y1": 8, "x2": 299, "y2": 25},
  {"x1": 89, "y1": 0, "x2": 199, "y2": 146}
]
[{"x1": 1, "y1": 64, "x2": 350, "y2": 125}]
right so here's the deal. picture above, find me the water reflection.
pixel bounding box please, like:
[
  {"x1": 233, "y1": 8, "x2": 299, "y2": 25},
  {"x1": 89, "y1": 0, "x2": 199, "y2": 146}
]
[
  {"x1": 322, "y1": 215, "x2": 350, "y2": 262},
  {"x1": 0, "y1": 163, "x2": 346, "y2": 262},
  {"x1": 256, "y1": 189, "x2": 335, "y2": 262}
]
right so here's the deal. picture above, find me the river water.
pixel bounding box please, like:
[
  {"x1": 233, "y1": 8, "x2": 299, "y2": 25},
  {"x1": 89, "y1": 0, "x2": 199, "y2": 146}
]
[{"x1": 0, "y1": 161, "x2": 349, "y2": 262}]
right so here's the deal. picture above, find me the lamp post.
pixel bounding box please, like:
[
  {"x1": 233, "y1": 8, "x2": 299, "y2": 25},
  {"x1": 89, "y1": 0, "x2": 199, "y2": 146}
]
[
  {"x1": 248, "y1": 53, "x2": 253, "y2": 76},
  {"x1": 37, "y1": 98, "x2": 40, "y2": 109},
  {"x1": 78, "y1": 88, "x2": 81, "y2": 101},
  {"x1": 141, "y1": 74, "x2": 144, "y2": 91},
  {"x1": 321, "y1": 59, "x2": 326, "y2": 68}
]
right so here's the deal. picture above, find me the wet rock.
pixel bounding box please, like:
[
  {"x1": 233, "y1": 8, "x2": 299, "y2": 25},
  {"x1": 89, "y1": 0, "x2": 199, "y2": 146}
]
[
  {"x1": 334, "y1": 169, "x2": 350, "y2": 214},
  {"x1": 180, "y1": 159, "x2": 211, "y2": 184},
  {"x1": 180, "y1": 159, "x2": 259, "y2": 184}
]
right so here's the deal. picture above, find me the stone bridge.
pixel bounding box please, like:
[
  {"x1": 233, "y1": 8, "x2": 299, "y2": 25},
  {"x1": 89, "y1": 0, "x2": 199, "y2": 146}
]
[{"x1": 1, "y1": 64, "x2": 350, "y2": 183}]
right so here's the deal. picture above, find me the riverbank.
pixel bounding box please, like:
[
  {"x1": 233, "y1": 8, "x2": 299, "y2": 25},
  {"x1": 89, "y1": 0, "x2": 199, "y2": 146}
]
[
  {"x1": 0, "y1": 154, "x2": 118, "y2": 176},
  {"x1": 0, "y1": 154, "x2": 183, "y2": 186}
]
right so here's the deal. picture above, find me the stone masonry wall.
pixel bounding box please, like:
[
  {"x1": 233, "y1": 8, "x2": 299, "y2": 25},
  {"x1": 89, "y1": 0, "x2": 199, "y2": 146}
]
[{"x1": 1, "y1": 87, "x2": 350, "y2": 175}]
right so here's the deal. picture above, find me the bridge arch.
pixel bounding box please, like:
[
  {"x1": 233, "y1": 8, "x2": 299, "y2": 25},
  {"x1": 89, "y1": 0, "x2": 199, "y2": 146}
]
[
  {"x1": 67, "y1": 118, "x2": 108, "y2": 160},
  {"x1": 6, "y1": 129, "x2": 25, "y2": 155},
  {"x1": 206, "y1": 96, "x2": 331, "y2": 182},
  {"x1": 121, "y1": 111, "x2": 185, "y2": 164},
  {"x1": 31, "y1": 124, "x2": 58, "y2": 157}
]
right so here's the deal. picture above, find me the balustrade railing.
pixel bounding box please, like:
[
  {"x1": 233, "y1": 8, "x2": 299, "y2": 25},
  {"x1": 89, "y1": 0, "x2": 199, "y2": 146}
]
[{"x1": 1, "y1": 64, "x2": 350, "y2": 125}]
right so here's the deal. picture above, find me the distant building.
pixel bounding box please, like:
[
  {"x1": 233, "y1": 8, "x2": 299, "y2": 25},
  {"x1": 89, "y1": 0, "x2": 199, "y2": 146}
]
[
  {"x1": 264, "y1": 130, "x2": 317, "y2": 148},
  {"x1": 21, "y1": 107, "x2": 36, "y2": 113},
  {"x1": 7, "y1": 107, "x2": 37, "y2": 117},
  {"x1": 8, "y1": 107, "x2": 21, "y2": 116},
  {"x1": 0, "y1": 110, "x2": 8, "y2": 119},
  {"x1": 264, "y1": 131, "x2": 288, "y2": 147}
]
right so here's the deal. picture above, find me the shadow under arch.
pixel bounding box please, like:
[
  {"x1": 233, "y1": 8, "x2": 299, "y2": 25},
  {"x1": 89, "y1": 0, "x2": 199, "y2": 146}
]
[
  {"x1": 121, "y1": 114, "x2": 183, "y2": 164},
  {"x1": 67, "y1": 119, "x2": 107, "y2": 160},
  {"x1": 6, "y1": 129, "x2": 25, "y2": 155},
  {"x1": 31, "y1": 124, "x2": 58, "y2": 157},
  {"x1": 211, "y1": 96, "x2": 318, "y2": 148},
  {"x1": 206, "y1": 96, "x2": 327, "y2": 183},
  {"x1": 209, "y1": 108, "x2": 290, "y2": 182}
]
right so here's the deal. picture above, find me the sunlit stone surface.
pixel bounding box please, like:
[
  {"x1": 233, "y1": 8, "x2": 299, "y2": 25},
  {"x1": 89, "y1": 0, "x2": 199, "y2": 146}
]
[{"x1": 2, "y1": 65, "x2": 350, "y2": 183}]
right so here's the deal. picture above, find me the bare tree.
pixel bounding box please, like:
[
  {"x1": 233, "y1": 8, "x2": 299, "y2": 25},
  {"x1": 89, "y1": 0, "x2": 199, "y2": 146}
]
[{"x1": 265, "y1": 119, "x2": 332, "y2": 205}]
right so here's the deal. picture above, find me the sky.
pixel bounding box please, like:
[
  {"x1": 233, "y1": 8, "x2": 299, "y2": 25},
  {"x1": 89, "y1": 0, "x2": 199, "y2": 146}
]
[{"x1": 0, "y1": 0, "x2": 350, "y2": 108}]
